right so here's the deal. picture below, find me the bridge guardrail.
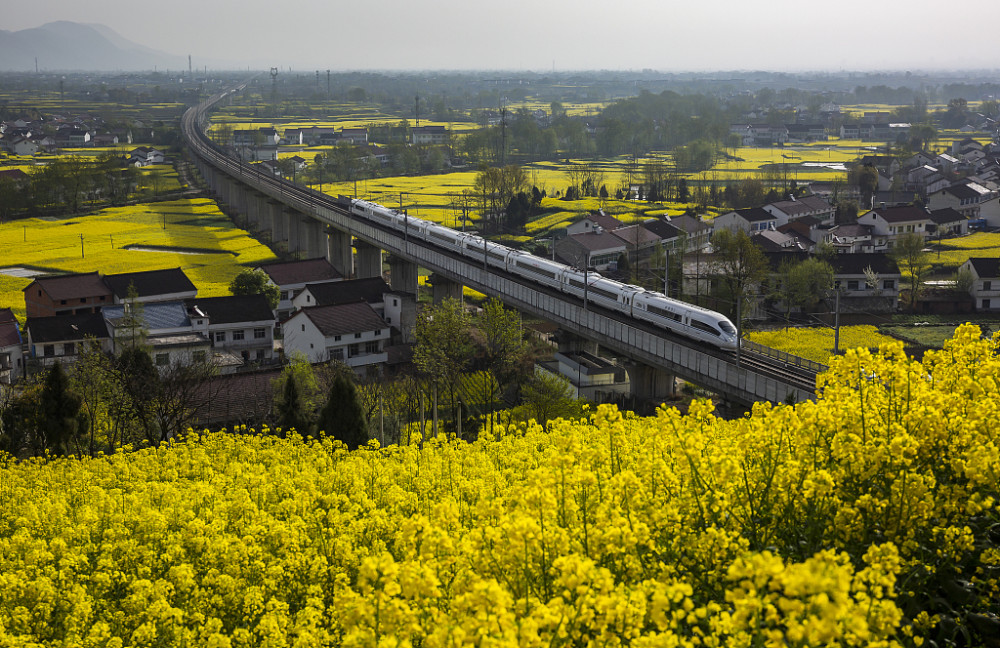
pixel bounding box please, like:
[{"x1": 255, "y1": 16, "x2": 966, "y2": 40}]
[{"x1": 740, "y1": 338, "x2": 828, "y2": 374}]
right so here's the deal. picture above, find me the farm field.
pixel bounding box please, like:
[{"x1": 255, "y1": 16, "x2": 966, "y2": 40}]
[
  {"x1": 746, "y1": 325, "x2": 899, "y2": 364},
  {"x1": 0, "y1": 326, "x2": 996, "y2": 647},
  {"x1": 0, "y1": 198, "x2": 278, "y2": 320}
]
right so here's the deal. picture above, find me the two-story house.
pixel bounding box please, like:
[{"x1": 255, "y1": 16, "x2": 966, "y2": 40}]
[
  {"x1": 103, "y1": 268, "x2": 198, "y2": 305},
  {"x1": 554, "y1": 230, "x2": 628, "y2": 271},
  {"x1": 102, "y1": 300, "x2": 211, "y2": 369},
  {"x1": 24, "y1": 272, "x2": 114, "y2": 318},
  {"x1": 959, "y1": 258, "x2": 1000, "y2": 311},
  {"x1": 762, "y1": 194, "x2": 835, "y2": 225},
  {"x1": 411, "y1": 125, "x2": 449, "y2": 145},
  {"x1": 24, "y1": 312, "x2": 112, "y2": 371},
  {"x1": 283, "y1": 302, "x2": 390, "y2": 372},
  {"x1": 927, "y1": 182, "x2": 991, "y2": 219},
  {"x1": 858, "y1": 205, "x2": 931, "y2": 245},
  {"x1": 257, "y1": 257, "x2": 344, "y2": 320},
  {"x1": 713, "y1": 207, "x2": 782, "y2": 234},
  {"x1": 0, "y1": 309, "x2": 22, "y2": 384},
  {"x1": 185, "y1": 295, "x2": 276, "y2": 365}
]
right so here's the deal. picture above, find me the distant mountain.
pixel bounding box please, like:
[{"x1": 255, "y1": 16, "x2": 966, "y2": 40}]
[{"x1": 0, "y1": 21, "x2": 189, "y2": 72}]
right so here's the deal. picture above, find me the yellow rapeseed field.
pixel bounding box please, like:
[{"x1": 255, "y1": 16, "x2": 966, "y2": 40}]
[
  {"x1": 746, "y1": 325, "x2": 899, "y2": 364},
  {"x1": 0, "y1": 325, "x2": 996, "y2": 646},
  {"x1": 0, "y1": 198, "x2": 278, "y2": 319}
]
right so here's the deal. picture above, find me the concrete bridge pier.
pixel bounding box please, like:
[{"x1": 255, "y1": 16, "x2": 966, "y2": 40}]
[
  {"x1": 430, "y1": 275, "x2": 463, "y2": 304},
  {"x1": 627, "y1": 363, "x2": 678, "y2": 406},
  {"x1": 557, "y1": 330, "x2": 599, "y2": 356},
  {"x1": 328, "y1": 228, "x2": 353, "y2": 276},
  {"x1": 388, "y1": 255, "x2": 419, "y2": 296},
  {"x1": 354, "y1": 241, "x2": 383, "y2": 279},
  {"x1": 247, "y1": 191, "x2": 267, "y2": 230},
  {"x1": 304, "y1": 218, "x2": 326, "y2": 259}
]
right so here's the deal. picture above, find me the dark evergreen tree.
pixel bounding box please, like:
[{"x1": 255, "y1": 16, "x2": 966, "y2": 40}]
[
  {"x1": 317, "y1": 374, "x2": 368, "y2": 450},
  {"x1": 276, "y1": 374, "x2": 310, "y2": 435},
  {"x1": 40, "y1": 363, "x2": 81, "y2": 455}
]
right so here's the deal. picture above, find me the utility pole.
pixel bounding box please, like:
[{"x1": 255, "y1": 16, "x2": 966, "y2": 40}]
[
  {"x1": 414, "y1": 94, "x2": 420, "y2": 127},
  {"x1": 79, "y1": 234, "x2": 84, "y2": 259}
]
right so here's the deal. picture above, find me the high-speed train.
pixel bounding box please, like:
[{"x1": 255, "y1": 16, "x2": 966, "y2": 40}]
[{"x1": 342, "y1": 197, "x2": 739, "y2": 351}]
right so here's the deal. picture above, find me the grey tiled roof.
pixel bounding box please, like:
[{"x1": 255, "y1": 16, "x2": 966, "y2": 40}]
[
  {"x1": 302, "y1": 302, "x2": 387, "y2": 338},
  {"x1": 103, "y1": 268, "x2": 196, "y2": 299}
]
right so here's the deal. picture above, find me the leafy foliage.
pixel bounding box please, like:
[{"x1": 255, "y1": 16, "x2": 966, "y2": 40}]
[{"x1": 0, "y1": 326, "x2": 998, "y2": 646}]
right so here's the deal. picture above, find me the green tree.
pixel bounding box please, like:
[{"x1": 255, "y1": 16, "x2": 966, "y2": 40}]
[
  {"x1": 891, "y1": 232, "x2": 931, "y2": 309},
  {"x1": 229, "y1": 268, "x2": 280, "y2": 309},
  {"x1": 478, "y1": 298, "x2": 530, "y2": 433},
  {"x1": 775, "y1": 258, "x2": 835, "y2": 325},
  {"x1": 413, "y1": 298, "x2": 473, "y2": 435},
  {"x1": 518, "y1": 371, "x2": 578, "y2": 428},
  {"x1": 275, "y1": 373, "x2": 309, "y2": 435},
  {"x1": 710, "y1": 229, "x2": 769, "y2": 324},
  {"x1": 317, "y1": 373, "x2": 368, "y2": 450},
  {"x1": 40, "y1": 363, "x2": 82, "y2": 455}
]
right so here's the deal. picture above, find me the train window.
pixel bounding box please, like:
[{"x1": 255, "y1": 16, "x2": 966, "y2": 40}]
[
  {"x1": 589, "y1": 286, "x2": 620, "y2": 301},
  {"x1": 647, "y1": 304, "x2": 682, "y2": 322},
  {"x1": 516, "y1": 262, "x2": 557, "y2": 280},
  {"x1": 719, "y1": 321, "x2": 736, "y2": 335},
  {"x1": 689, "y1": 319, "x2": 721, "y2": 336}
]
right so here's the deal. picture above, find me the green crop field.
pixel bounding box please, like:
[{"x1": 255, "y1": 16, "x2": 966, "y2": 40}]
[{"x1": 0, "y1": 198, "x2": 278, "y2": 321}]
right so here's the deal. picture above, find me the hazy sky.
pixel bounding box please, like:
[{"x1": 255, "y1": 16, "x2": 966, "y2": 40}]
[{"x1": 9, "y1": 0, "x2": 1000, "y2": 72}]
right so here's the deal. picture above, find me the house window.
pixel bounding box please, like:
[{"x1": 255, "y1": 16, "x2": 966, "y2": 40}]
[
  {"x1": 331, "y1": 348, "x2": 344, "y2": 361},
  {"x1": 232, "y1": 330, "x2": 245, "y2": 341},
  {"x1": 193, "y1": 351, "x2": 206, "y2": 363},
  {"x1": 63, "y1": 342, "x2": 75, "y2": 356},
  {"x1": 847, "y1": 280, "x2": 859, "y2": 290},
  {"x1": 156, "y1": 353, "x2": 169, "y2": 367},
  {"x1": 349, "y1": 343, "x2": 360, "y2": 356},
  {"x1": 334, "y1": 335, "x2": 341, "y2": 341},
  {"x1": 80, "y1": 297, "x2": 87, "y2": 304},
  {"x1": 44, "y1": 345, "x2": 54, "y2": 357},
  {"x1": 256, "y1": 350, "x2": 265, "y2": 361},
  {"x1": 883, "y1": 280, "x2": 895, "y2": 290},
  {"x1": 60, "y1": 299, "x2": 67, "y2": 305},
  {"x1": 984, "y1": 281, "x2": 992, "y2": 291},
  {"x1": 393, "y1": 298, "x2": 398, "y2": 306},
  {"x1": 254, "y1": 327, "x2": 266, "y2": 339},
  {"x1": 983, "y1": 299, "x2": 992, "y2": 310},
  {"x1": 354, "y1": 332, "x2": 362, "y2": 339},
  {"x1": 301, "y1": 324, "x2": 305, "y2": 332},
  {"x1": 374, "y1": 329, "x2": 382, "y2": 336},
  {"x1": 365, "y1": 340, "x2": 380, "y2": 354},
  {"x1": 281, "y1": 291, "x2": 289, "y2": 300},
  {"x1": 214, "y1": 331, "x2": 226, "y2": 343}
]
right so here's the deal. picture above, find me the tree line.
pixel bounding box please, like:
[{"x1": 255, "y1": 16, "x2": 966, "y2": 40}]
[{"x1": 0, "y1": 152, "x2": 141, "y2": 222}]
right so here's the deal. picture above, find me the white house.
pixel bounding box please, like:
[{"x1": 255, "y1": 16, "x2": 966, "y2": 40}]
[
  {"x1": 713, "y1": 207, "x2": 782, "y2": 233},
  {"x1": 283, "y1": 302, "x2": 390, "y2": 372},
  {"x1": 762, "y1": 194, "x2": 835, "y2": 225},
  {"x1": 128, "y1": 146, "x2": 165, "y2": 166},
  {"x1": 185, "y1": 295, "x2": 277, "y2": 365},
  {"x1": 0, "y1": 308, "x2": 22, "y2": 384},
  {"x1": 257, "y1": 257, "x2": 343, "y2": 320},
  {"x1": 960, "y1": 258, "x2": 1000, "y2": 311},
  {"x1": 927, "y1": 182, "x2": 991, "y2": 219},
  {"x1": 857, "y1": 205, "x2": 931, "y2": 244}
]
